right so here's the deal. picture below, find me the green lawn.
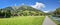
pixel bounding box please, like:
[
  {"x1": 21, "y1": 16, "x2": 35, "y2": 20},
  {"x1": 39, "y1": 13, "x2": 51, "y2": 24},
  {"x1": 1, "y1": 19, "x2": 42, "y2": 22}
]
[{"x1": 0, "y1": 16, "x2": 45, "y2": 25}]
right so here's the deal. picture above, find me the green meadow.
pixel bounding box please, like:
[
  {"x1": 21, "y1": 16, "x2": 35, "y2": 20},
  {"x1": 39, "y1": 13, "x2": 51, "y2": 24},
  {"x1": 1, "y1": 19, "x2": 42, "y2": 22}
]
[{"x1": 0, "y1": 16, "x2": 45, "y2": 25}]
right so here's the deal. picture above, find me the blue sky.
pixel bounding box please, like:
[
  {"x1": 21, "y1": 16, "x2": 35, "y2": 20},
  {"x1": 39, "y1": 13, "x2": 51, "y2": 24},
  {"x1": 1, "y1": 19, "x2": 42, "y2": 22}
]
[{"x1": 0, "y1": 0, "x2": 60, "y2": 12}]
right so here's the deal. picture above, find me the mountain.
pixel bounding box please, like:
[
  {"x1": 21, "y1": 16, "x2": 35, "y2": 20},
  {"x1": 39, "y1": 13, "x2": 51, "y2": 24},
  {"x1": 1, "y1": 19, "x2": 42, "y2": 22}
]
[
  {"x1": 17, "y1": 5, "x2": 45, "y2": 16},
  {"x1": 0, "y1": 5, "x2": 45, "y2": 16},
  {"x1": 3, "y1": 7, "x2": 14, "y2": 10},
  {"x1": 17, "y1": 5, "x2": 43, "y2": 12}
]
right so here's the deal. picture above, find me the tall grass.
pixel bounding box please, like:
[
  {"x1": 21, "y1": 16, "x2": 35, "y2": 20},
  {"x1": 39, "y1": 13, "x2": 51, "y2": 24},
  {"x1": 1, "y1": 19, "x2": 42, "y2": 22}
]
[{"x1": 0, "y1": 16, "x2": 45, "y2": 25}]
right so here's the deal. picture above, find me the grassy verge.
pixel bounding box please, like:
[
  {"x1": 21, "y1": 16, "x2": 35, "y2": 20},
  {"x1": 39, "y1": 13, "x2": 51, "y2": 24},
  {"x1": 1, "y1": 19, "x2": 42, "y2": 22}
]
[{"x1": 0, "y1": 16, "x2": 45, "y2": 25}]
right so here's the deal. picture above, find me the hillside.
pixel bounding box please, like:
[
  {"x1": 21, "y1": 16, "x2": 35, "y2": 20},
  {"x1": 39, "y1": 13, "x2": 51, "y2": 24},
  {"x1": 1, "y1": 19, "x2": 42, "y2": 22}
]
[
  {"x1": 0, "y1": 5, "x2": 45, "y2": 18},
  {"x1": 16, "y1": 5, "x2": 45, "y2": 16}
]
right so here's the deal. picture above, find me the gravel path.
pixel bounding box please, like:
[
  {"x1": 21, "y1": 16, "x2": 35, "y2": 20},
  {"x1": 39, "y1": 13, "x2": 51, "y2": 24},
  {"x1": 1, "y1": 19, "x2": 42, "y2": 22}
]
[{"x1": 42, "y1": 16, "x2": 57, "y2": 25}]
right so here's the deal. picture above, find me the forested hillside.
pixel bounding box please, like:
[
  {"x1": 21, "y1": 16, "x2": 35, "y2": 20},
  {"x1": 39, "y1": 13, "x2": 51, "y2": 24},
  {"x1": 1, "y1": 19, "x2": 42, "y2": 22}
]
[
  {"x1": 0, "y1": 5, "x2": 45, "y2": 18},
  {"x1": 52, "y1": 8, "x2": 60, "y2": 17}
]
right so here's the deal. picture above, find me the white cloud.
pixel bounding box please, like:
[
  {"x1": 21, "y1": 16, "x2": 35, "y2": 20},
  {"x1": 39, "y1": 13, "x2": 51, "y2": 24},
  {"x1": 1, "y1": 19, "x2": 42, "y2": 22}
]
[
  {"x1": 31, "y1": 2, "x2": 45, "y2": 9},
  {"x1": 43, "y1": 11, "x2": 49, "y2": 13}
]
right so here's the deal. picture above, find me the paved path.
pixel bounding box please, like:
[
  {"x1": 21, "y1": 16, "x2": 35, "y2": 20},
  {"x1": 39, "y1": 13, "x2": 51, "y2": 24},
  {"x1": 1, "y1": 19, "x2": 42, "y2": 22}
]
[{"x1": 42, "y1": 16, "x2": 57, "y2": 25}]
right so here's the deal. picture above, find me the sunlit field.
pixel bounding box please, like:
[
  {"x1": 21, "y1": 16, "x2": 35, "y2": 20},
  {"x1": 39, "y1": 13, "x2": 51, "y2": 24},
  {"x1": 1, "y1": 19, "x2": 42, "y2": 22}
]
[{"x1": 0, "y1": 16, "x2": 45, "y2": 25}]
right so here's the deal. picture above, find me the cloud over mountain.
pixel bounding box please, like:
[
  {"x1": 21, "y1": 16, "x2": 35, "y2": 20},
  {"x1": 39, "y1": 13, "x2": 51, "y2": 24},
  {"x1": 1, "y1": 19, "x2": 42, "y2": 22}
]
[
  {"x1": 43, "y1": 11, "x2": 49, "y2": 13},
  {"x1": 31, "y1": 2, "x2": 45, "y2": 9}
]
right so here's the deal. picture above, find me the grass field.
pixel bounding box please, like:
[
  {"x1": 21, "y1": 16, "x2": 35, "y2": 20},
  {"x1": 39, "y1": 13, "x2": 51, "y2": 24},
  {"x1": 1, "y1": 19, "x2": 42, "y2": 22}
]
[{"x1": 0, "y1": 16, "x2": 45, "y2": 25}]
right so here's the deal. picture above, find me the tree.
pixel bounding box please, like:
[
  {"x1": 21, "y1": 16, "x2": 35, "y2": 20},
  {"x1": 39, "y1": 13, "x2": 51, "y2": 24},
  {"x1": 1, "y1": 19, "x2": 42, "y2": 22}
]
[
  {"x1": 5, "y1": 10, "x2": 11, "y2": 18},
  {"x1": 53, "y1": 8, "x2": 60, "y2": 15},
  {"x1": 53, "y1": 8, "x2": 60, "y2": 17}
]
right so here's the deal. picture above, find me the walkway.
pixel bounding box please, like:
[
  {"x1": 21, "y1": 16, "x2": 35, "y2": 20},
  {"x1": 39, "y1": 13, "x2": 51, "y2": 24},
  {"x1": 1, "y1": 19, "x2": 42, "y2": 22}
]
[{"x1": 42, "y1": 16, "x2": 57, "y2": 25}]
